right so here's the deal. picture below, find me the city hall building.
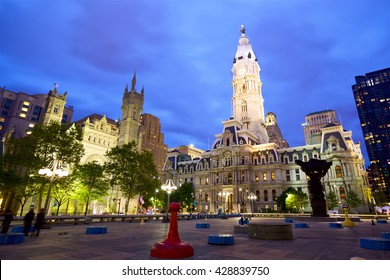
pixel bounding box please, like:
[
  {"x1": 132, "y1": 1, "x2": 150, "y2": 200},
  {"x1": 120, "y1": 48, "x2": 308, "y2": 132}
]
[{"x1": 161, "y1": 26, "x2": 370, "y2": 214}]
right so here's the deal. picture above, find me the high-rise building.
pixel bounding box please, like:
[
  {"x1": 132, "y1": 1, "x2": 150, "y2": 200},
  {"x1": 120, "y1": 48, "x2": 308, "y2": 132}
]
[
  {"x1": 0, "y1": 87, "x2": 73, "y2": 148},
  {"x1": 162, "y1": 26, "x2": 370, "y2": 213},
  {"x1": 139, "y1": 113, "x2": 168, "y2": 175},
  {"x1": 302, "y1": 110, "x2": 339, "y2": 145},
  {"x1": 352, "y1": 67, "x2": 390, "y2": 195}
]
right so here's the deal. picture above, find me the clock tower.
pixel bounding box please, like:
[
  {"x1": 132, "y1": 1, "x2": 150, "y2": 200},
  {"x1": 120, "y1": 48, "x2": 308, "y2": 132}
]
[{"x1": 231, "y1": 25, "x2": 269, "y2": 144}]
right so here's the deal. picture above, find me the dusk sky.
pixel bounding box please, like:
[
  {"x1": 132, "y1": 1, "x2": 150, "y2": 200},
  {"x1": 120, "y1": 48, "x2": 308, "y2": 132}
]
[{"x1": 1, "y1": 0, "x2": 389, "y2": 163}]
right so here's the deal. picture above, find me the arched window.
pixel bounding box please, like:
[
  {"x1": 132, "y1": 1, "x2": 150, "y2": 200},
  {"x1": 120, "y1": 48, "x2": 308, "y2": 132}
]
[
  {"x1": 264, "y1": 190, "x2": 268, "y2": 201},
  {"x1": 335, "y1": 165, "x2": 343, "y2": 178},
  {"x1": 272, "y1": 190, "x2": 277, "y2": 201},
  {"x1": 205, "y1": 192, "x2": 209, "y2": 203},
  {"x1": 256, "y1": 190, "x2": 260, "y2": 201},
  {"x1": 339, "y1": 187, "x2": 346, "y2": 199}
]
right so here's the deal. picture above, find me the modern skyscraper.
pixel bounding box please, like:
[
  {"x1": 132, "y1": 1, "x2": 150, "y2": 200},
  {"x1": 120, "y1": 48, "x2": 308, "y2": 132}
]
[{"x1": 352, "y1": 67, "x2": 390, "y2": 195}]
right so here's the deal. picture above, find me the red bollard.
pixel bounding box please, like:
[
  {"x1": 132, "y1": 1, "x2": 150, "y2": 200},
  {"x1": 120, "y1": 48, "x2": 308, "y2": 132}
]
[{"x1": 150, "y1": 202, "x2": 194, "y2": 258}]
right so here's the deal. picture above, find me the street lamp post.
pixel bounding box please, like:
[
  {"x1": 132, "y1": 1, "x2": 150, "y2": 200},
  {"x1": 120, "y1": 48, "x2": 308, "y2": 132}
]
[
  {"x1": 238, "y1": 187, "x2": 242, "y2": 213},
  {"x1": 154, "y1": 189, "x2": 159, "y2": 213},
  {"x1": 161, "y1": 179, "x2": 177, "y2": 222},
  {"x1": 247, "y1": 192, "x2": 256, "y2": 217},
  {"x1": 39, "y1": 160, "x2": 69, "y2": 215}
]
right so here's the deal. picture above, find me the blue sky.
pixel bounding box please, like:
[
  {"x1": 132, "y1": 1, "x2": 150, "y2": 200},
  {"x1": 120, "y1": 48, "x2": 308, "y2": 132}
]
[{"x1": 1, "y1": 0, "x2": 389, "y2": 163}]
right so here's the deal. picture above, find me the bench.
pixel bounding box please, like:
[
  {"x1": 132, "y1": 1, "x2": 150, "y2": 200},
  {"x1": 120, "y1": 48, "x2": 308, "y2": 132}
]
[
  {"x1": 285, "y1": 219, "x2": 294, "y2": 223},
  {"x1": 295, "y1": 223, "x2": 309, "y2": 228},
  {"x1": 248, "y1": 223, "x2": 293, "y2": 240},
  {"x1": 328, "y1": 222, "x2": 343, "y2": 228},
  {"x1": 359, "y1": 237, "x2": 390, "y2": 250},
  {"x1": 208, "y1": 234, "x2": 234, "y2": 245},
  {"x1": 86, "y1": 226, "x2": 107, "y2": 234},
  {"x1": 377, "y1": 220, "x2": 388, "y2": 224},
  {"x1": 0, "y1": 233, "x2": 25, "y2": 245},
  {"x1": 196, "y1": 223, "x2": 210, "y2": 228},
  {"x1": 381, "y1": 232, "x2": 390, "y2": 239},
  {"x1": 11, "y1": 225, "x2": 35, "y2": 233}
]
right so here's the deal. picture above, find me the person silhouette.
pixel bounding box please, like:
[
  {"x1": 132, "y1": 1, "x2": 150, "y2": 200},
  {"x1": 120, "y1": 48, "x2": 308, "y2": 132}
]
[
  {"x1": 32, "y1": 208, "x2": 45, "y2": 237},
  {"x1": 1, "y1": 209, "x2": 13, "y2": 234},
  {"x1": 23, "y1": 209, "x2": 35, "y2": 236}
]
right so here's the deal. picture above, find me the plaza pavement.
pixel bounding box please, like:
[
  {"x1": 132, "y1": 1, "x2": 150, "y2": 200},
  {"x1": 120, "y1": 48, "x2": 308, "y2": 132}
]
[{"x1": 0, "y1": 217, "x2": 389, "y2": 260}]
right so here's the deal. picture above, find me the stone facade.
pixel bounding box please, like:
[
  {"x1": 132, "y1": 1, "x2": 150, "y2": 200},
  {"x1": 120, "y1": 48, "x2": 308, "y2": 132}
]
[{"x1": 161, "y1": 26, "x2": 370, "y2": 214}]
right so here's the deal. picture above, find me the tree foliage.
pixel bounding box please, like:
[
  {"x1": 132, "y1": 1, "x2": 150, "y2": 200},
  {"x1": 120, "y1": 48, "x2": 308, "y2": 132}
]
[
  {"x1": 2, "y1": 122, "x2": 84, "y2": 212},
  {"x1": 344, "y1": 190, "x2": 362, "y2": 212},
  {"x1": 104, "y1": 142, "x2": 159, "y2": 214},
  {"x1": 276, "y1": 187, "x2": 309, "y2": 213},
  {"x1": 73, "y1": 161, "x2": 109, "y2": 215},
  {"x1": 170, "y1": 182, "x2": 194, "y2": 211},
  {"x1": 372, "y1": 190, "x2": 389, "y2": 206},
  {"x1": 51, "y1": 176, "x2": 76, "y2": 215},
  {"x1": 326, "y1": 190, "x2": 339, "y2": 210},
  {"x1": 285, "y1": 188, "x2": 309, "y2": 213}
]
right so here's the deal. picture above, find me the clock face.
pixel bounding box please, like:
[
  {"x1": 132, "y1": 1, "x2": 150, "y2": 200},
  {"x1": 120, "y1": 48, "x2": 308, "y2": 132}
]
[{"x1": 239, "y1": 68, "x2": 245, "y2": 75}]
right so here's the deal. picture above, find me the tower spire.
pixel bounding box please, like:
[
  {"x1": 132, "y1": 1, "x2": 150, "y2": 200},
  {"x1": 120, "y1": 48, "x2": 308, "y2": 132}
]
[
  {"x1": 240, "y1": 24, "x2": 246, "y2": 34},
  {"x1": 131, "y1": 72, "x2": 136, "y2": 91}
]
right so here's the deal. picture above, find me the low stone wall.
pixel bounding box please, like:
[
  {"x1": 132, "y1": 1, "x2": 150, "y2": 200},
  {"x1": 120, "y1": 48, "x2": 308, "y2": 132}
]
[{"x1": 248, "y1": 223, "x2": 293, "y2": 240}]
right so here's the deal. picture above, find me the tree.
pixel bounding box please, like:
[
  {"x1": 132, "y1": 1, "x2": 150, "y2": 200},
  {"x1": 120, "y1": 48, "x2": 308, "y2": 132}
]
[
  {"x1": 372, "y1": 190, "x2": 389, "y2": 206},
  {"x1": 9, "y1": 176, "x2": 40, "y2": 216},
  {"x1": 51, "y1": 176, "x2": 76, "y2": 215},
  {"x1": 326, "y1": 190, "x2": 339, "y2": 210},
  {"x1": 285, "y1": 188, "x2": 309, "y2": 213},
  {"x1": 275, "y1": 188, "x2": 292, "y2": 212},
  {"x1": 73, "y1": 161, "x2": 109, "y2": 215},
  {"x1": 344, "y1": 190, "x2": 362, "y2": 213},
  {"x1": 104, "y1": 142, "x2": 159, "y2": 214},
  {"x1": 170, "y1": 182, "x2": 194, "y2": 211},
  {"x1": 1, "y1": 122, "x2": 84, "y2": 212}
]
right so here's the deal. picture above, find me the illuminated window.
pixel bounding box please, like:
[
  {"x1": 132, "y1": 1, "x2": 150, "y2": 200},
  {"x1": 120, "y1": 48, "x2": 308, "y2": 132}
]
[
  {"x1": 271, "y1": 172, "x2": 275, "y2": 181},
  {"x1": 23, "y1": 101, "x2": 30, "y2": 106},
  {"x1": 19, "y1": 113, "x2": 26, "y2": 118},
  {"x1": 255, "y1": 174, "x2": 259, "y2": 182},
  {"x1": 335, "y1": 166, "x2": 342, "y2": 178},
  {"x1": 339, "y1": 187, "x2": 346, "y2": 199},
  {"x1": 263, "y1": 173, "x2": 267, "y2": 181},
  {"x1": 21, "y1": 107, "x2": 28, "y2": 112}
]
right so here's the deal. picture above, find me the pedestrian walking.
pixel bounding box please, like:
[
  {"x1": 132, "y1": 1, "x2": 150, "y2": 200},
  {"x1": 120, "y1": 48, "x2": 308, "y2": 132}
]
[
  {"x1": 1, "y1": 209, "x2": 13, "y2": 234},
  {"x1": 32, "y1": 208, "x2": 45, "y2": 237},
  {"x1": 23, "y1": 209, "x2": 35, "y2": 236}
]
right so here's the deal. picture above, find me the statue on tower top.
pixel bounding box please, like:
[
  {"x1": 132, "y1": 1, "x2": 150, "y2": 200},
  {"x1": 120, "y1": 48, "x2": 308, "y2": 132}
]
[{"x1": 240, "y1": 25, "x2": 246, "y2": 34}]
